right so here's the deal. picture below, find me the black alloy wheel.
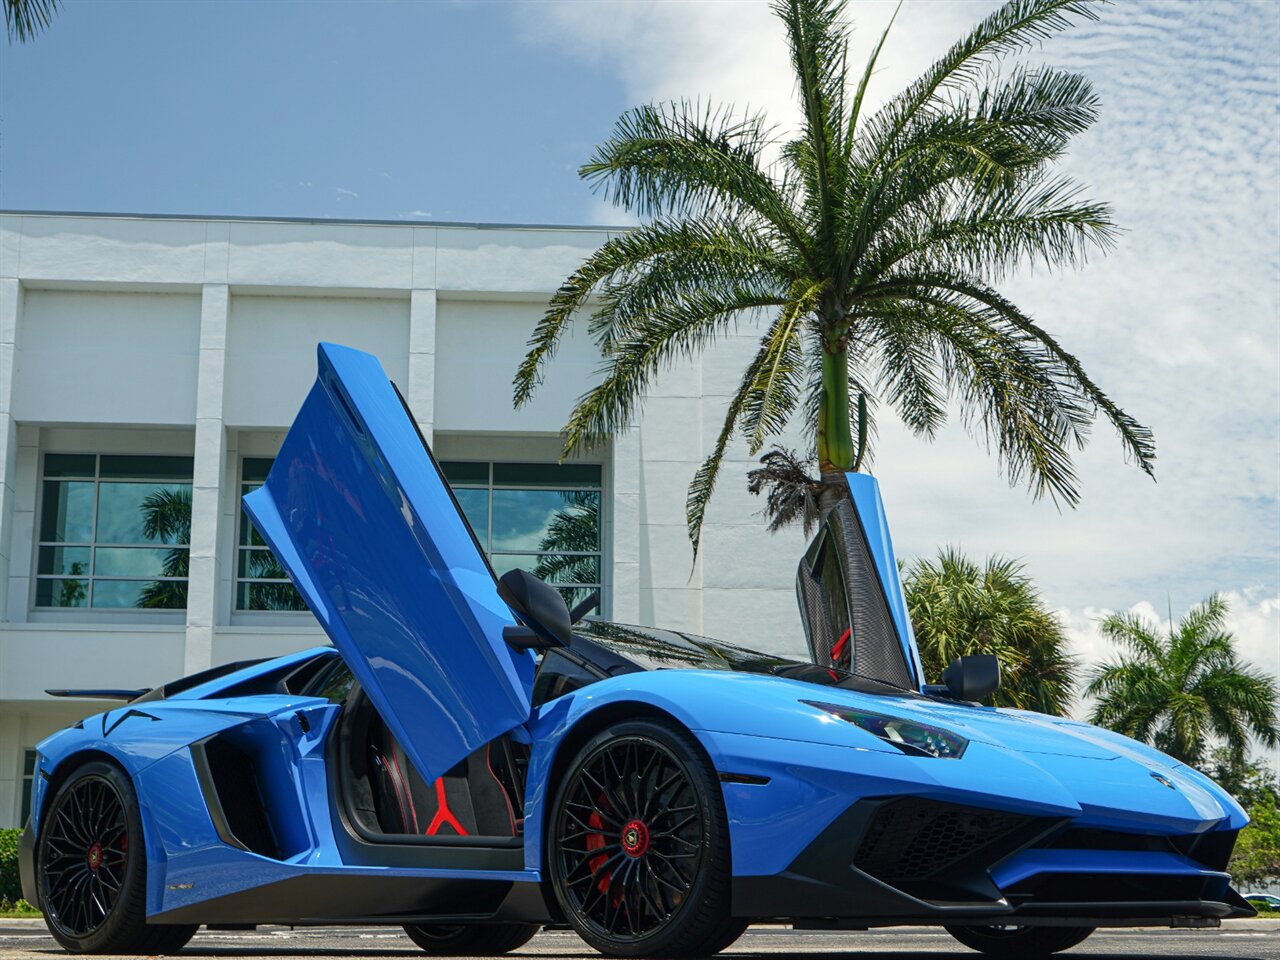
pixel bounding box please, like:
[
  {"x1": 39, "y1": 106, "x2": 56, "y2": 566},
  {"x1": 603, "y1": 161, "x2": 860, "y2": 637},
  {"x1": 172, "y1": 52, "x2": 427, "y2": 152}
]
[
  {"x1": 37, "y1": 761, "x2": 196, "y2": 954},
  {"x1": 945, "y1": 923, "x2": 1096, "y2": 957},
  {"x1": 548, "y1": 719, "x2": 734, "y2": 957}
]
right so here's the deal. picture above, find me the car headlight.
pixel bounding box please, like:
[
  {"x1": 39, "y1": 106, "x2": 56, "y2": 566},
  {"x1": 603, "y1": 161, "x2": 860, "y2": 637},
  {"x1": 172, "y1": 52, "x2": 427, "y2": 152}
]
[{"x1": 803, "y1": 700, "x2": 968, "y2": 759}]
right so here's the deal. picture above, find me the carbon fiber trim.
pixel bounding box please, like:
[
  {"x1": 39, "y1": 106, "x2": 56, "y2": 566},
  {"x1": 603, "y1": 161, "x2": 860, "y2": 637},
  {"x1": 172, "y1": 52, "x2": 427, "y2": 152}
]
[{"x1": 797, "y1": 499, "x2": 915, "y2": 689}]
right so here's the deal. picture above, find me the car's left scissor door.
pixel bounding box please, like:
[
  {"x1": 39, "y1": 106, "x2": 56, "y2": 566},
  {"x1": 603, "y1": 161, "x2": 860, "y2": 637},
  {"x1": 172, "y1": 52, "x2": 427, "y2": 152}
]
[{"x1": 243, "y1": 343, "x2": 534, "y2": 786}]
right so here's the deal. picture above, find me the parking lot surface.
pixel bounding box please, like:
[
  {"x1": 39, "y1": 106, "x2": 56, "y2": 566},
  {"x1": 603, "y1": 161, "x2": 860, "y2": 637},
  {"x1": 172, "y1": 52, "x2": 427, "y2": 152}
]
[{"x1": 2, "y1": 921, "x2": 1279, "y2": 959}]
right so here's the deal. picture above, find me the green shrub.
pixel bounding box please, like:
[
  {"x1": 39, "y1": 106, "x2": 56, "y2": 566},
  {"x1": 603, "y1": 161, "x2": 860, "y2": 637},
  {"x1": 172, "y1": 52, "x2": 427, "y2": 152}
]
[{"x1": 0, "y1": 829, "x2": 21, "y2": 904}]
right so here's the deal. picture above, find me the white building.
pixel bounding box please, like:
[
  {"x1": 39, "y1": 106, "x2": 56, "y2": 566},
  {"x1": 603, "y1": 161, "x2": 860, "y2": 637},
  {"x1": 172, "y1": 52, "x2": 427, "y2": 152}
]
[{"x1": 0, "y1": 211, "x2": 809, "y2": 828}]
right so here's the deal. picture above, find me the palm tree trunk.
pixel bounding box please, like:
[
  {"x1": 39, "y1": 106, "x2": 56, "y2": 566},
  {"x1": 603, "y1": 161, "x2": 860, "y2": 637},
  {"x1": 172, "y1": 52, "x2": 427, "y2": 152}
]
[{"x1": 816, "y1": 345, "x2": 855, "y2": 515}]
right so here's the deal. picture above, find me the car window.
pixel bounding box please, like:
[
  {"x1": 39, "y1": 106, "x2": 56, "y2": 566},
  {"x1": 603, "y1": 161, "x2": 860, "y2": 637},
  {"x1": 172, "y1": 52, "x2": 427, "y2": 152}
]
[{"x1": 301, "y1": 659, "x2": 356, "y2": 703}]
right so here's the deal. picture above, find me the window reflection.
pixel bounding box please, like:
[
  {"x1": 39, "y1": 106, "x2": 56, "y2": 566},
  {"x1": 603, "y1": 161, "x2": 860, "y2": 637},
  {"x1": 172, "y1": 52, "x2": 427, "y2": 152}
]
[
  {"x1": 236, "y1": 458, "x2": 308, "y2": 612},
  {"x1": 34, "y1": 454, "x2": 193, "y2": 610},
  {"x1": 443, "y1": 461, "x2": 603, "y2": 608}
]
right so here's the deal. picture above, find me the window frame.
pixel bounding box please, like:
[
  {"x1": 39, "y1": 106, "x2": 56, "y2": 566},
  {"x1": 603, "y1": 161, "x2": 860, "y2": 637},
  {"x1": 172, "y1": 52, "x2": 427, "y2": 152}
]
[
  {"x1": 31, "y1": 452, "x2": 194, "y2": 616},
  {"x1": 233, "y1": 457, "x2": 309, "y2": 615},
  {"x1": 441, "y1": 459, "x2": 606, "y2": 610}
]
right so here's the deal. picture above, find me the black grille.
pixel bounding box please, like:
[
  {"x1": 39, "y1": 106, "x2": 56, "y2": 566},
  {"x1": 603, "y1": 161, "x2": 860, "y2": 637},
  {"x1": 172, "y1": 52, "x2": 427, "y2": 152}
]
[
  {"x1": 1007, "y1": 872, "x2": 1218, "y2": 904},
  {"x1": 854, "y1": 798, "x2": 1035, "y2": 884}
]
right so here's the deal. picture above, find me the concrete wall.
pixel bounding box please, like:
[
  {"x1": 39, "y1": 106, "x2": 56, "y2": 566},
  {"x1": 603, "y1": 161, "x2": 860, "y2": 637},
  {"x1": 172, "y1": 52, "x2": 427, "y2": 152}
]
[{"x1": 0, "y1": 212, "x2": 809, "y2": 828}]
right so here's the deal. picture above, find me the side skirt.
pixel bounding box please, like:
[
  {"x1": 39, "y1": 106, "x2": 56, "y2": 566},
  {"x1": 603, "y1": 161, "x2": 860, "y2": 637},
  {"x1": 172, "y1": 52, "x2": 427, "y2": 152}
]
[{"x1": 150, "y1": 876, "x2": 551, "y2": 927}]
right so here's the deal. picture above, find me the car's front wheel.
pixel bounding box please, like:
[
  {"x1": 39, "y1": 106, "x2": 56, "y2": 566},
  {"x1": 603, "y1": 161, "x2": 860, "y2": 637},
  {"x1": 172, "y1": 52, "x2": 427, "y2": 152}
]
[
  {"x1": 945, "y1": 924, "x2": 1095, "y2": 957},
  {"x1": 547, "y1": 719, "x2": 734, "y2": 957},
  {"x1": 37, "y1": 760, "x2": 197, "y2": 954},
  {"x1": 402, "y1": 923, "x2": 540, "y2": 954}
]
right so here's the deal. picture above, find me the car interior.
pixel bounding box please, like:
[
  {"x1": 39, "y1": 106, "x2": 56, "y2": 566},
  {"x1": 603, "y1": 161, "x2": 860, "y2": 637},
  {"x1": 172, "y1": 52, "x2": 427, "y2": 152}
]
[{"x1": 298, "y1": 655, "x2": 529, "y2": 843}]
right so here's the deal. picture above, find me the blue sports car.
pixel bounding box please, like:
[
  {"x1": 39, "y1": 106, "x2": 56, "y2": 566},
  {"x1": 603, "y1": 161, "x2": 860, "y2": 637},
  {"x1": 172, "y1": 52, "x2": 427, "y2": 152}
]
[{"x1": 19, "y1": 344, "x2": 1253, "y2": 957}]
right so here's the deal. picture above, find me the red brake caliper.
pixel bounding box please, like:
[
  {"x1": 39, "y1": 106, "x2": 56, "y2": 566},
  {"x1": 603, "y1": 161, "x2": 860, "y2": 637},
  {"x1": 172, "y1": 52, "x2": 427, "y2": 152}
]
[
  {"x1": 586, "y1": 805, "x2": 610, "y2": 895},
  {"x1": 585, "y1": 792, "x2": 625, "y2": 904}
]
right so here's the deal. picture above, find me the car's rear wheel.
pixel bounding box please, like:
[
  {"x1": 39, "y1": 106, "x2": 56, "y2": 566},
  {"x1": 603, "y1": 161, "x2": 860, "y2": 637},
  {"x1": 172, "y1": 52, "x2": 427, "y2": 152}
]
[
  {"x1": 547, "y1": 719, "x2": 733, "y2": 957},
  {"x1": 945, "y1": 924, "x2": 1095, "y2": 957},
  {"x1": 38, "y1": 760, "x2": 197, "y2": 954},
  {"x1": 403, "y1": 923, "x2": 540, "y2": 954}
]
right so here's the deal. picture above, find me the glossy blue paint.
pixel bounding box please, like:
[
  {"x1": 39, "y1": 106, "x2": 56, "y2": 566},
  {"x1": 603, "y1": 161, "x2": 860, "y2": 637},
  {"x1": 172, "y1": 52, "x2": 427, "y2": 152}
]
[
  {"x1": 517, "y1": 668, "x2": 1246, "y2": 878},
  {"x1": 242, "y1": 342, "x2": 534, "y2": 783},
  {"x1": 989, "y1": 849, "x2": 1227, "y2": 890},
  {"x1": 20, "y1": 344, "x2": 1253, "y2": 934},
  {"x1": 845, "y1": 472, "x2": 924, "y2": 689}
]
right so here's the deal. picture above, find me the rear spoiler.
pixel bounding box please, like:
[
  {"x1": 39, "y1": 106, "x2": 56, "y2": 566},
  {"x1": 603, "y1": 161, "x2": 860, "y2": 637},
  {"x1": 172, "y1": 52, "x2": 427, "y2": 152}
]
[{"x1": 46, "y1": 688, "x2": 150, "y2": 701}]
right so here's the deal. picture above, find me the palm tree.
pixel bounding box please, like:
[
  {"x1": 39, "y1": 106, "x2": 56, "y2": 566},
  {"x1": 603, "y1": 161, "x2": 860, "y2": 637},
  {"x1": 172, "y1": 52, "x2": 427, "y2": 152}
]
[
  {"x1": 1086, "y1": 595, "x2": 1279, "y2": 767},
  {"x1": 532, "y1": 491, "x2": 601, "y2": 607},
  {"x1": 514, "y1": 0, "x2": 1154, "y2": 556},
  {"x1": 903, "y1": 548, "x2": 1075, "y2": 714},
  {"x1": 5, "y1": 0, "x2": 59, "y2": 42},
  {"x1": 138, "y1": 487, "x2": 191, "y2": 610}
]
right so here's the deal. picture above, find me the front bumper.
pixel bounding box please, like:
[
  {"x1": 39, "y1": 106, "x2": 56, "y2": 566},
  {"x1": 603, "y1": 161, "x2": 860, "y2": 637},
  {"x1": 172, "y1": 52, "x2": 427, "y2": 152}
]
[{"x1": 729, "y1": 796, "x2": 1256, "y2": 927}]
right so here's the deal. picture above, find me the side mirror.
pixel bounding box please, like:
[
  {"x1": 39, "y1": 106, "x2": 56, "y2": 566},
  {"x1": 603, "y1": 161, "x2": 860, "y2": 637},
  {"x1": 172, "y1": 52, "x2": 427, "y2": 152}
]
[
  {"x1": 927, "y1": 655, "x2": 1000, "y2": 702},
  {"x1": 497, "y1": 569, "x2": 570, "y2": 650}
]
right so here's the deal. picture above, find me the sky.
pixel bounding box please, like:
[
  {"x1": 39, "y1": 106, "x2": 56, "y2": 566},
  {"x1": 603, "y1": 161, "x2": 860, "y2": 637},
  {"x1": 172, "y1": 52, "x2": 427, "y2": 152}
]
[{"x1": 2, "y1": 1, "x2": 1278, "y2": 748}]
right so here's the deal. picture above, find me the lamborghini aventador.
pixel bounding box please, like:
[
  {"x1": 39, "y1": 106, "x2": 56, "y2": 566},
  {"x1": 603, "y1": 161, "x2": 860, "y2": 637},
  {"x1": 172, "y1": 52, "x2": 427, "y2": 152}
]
[{"x1": 18, "y1": 343, "x2": 1253, "y2": 958}]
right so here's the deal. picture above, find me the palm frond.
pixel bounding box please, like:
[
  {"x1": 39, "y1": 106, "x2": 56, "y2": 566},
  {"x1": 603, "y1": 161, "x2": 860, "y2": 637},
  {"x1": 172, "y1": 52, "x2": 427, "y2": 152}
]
[
  {"x1": 514, "y1": 218, "x2": 793, "y2": 407},
  {"x1": 740, "y1": 280, "x2": 819, "y2": 453},
  {"x1": 580, "y1": 99, "x2": 808, "y2": 251},
  {"x1": 862, "y1": 0, "x2": 1102, "y2": 168},
  {"x1": 562, "y1": 280, "x2": 787, "y2": 454},
  {"x1": 5, "y1": 0, "x2": 59, "y2": 43},
  {"x1": 773, "y1": 0, "x2": 853, "y2": 245},
  {"x1": 686, "y1": 309, "x2": 801, "y2": 557},
  {"x1": 846, "y1": 1, "x2": 901, "y2": 143}
]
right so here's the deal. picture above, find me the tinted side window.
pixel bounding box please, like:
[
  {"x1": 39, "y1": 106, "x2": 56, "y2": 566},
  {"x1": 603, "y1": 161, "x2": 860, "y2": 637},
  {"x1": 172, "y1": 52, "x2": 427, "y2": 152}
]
[
  {"x1": 816, "y1": 540, "x2": 852, "y2": 668},
  {"x1": 302, "y1": 659, "x2": 356, "y2": 703},
  {"x1": 532, "y1": 650, "x2": 602, "y2": 707}
]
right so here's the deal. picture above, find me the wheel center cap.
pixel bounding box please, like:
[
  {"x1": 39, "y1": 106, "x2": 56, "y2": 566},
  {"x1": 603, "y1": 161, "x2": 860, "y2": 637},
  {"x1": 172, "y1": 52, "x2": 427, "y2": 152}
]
[
  {"x1": 621, "y1": 819, "x2": 649, "y2": 857},
  {"x1": 86, "y1": 842, "x2": 103, "y2": 871}
]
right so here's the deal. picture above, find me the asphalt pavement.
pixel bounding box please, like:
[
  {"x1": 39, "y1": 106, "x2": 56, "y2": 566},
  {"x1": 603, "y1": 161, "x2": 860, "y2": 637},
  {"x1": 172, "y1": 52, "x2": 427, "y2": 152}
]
[{"x1": 1, "y1": 921, "x2": 1277, "y2": 959}]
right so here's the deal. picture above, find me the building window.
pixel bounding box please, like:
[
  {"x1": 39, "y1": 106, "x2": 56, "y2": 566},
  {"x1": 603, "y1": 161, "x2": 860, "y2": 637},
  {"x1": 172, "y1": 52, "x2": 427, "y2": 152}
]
[
  {"x1": 35, "y1": 454, "x2": 193, "y2": 609},
  {"x1": 236, "y1": 458, "x2": 307, "y2": 612},
  {"x1": 441, "y1": 461, "x2": 603, "y2": 608},
  {"x1": 20, "y1": 749, "x2": 36, "y2": 826}
]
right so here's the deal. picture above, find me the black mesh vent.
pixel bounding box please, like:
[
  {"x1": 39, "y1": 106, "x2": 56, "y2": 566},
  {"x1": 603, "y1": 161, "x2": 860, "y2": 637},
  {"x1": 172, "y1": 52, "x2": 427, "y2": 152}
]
[
  {"x1": 826, "y1": 501, "x2": 915, "y2": 690},
  {"x1": 854, "y1": 797, "x2": 1034, "y2": 884},
  {"x1": 796, "y1": 561, "x2": 835, "y2": 666},
  {"x1": 796, "y1": 498, "x2": 915, "y2": 690}
]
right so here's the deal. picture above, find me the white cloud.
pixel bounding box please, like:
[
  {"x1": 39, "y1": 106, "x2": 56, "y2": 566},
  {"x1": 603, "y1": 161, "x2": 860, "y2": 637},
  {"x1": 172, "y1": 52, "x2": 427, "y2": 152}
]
[{"x1": 335, "y1": 187, "x2": 359, "y2": 200}]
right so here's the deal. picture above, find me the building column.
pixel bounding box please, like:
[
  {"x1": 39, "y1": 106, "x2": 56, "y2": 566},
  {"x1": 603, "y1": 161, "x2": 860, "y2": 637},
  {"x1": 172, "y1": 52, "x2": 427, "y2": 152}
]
[
  {"x1": 0, "y1": 279, "x2": 20, "y2": 622},
  {"x1": 184, "y1": 284, "x2": 229, "y2": 674},
  {"x1": 610, "y1": 426, "x2": 641, "y2": 622},
  {"x1": 407, "y1": 288, "x2": 437, "y2": 444}
]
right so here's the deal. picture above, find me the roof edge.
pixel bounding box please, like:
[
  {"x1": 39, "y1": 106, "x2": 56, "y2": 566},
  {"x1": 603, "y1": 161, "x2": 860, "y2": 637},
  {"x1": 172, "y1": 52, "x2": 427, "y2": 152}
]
[{"x1": 0, "y1": 208, "x2": 633, "y2": 233}]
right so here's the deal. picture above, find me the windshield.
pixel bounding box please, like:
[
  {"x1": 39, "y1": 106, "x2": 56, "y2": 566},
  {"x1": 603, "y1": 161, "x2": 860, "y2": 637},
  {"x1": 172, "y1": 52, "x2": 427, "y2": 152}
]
[{"x1": 572, "y1": 620, "x2": 916, "y2": 697}]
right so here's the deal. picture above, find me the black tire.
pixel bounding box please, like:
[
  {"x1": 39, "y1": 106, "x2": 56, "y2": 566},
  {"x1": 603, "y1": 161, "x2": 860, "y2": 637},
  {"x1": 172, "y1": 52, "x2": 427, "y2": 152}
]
[
  {"x1": 403, "y1": 922, "x2": 539, "y2": 954},
  {"x1": 547, "y1": 719, "x2": 732, "y2": 957},
  {"x1": 37, "y1": 760, "x2": 197, "y2": 955},
  {"x1": 698, "y1": 917, "x2": 749, "y2": 955},
  {"x1": 945, "y1": 924, "x2": 1095, "y2": 957}
]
